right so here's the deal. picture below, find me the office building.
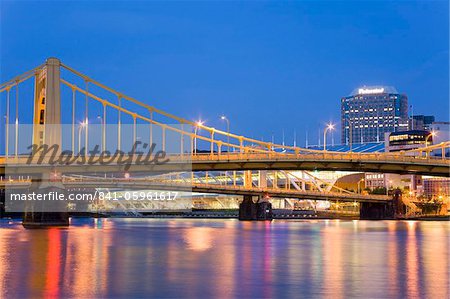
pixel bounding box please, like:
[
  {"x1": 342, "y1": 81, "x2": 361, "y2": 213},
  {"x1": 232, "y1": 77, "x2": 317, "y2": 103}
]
[
  {"x1": 409, "y1": 115, "x2": 435, "y2": 131},
  {"x1": 341, "y1": 86, "x2": 408, "y2": 144},
  {"x1": 423, "y1": 178, "x2": 450, "y2": 201},
  {"x1": 365, "y1": 130, "x2": 430, "y2": 194},
  {"x1": 386, "y1": 130, "x2": 431, "y2": 152}
]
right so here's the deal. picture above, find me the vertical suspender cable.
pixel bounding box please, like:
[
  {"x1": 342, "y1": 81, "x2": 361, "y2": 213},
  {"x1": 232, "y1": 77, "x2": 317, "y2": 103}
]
[
  {"x1": 85, "y1": 80, "x2": 89, "y2": 152},
  {"x1": 210, "y1": 130, "x2": 214, "y2": 155},
  {"x1": 5, "y1": 87, "x2": 10, "y2": 157},
  {"x1": 133, "y1": 115, "x2": 137, "y2": 148},
  {"x1": 72, "y1": 87, "x2": 76, "y2": 153},
  {"x1": 118, "y1": 96, "x2": 121, "y2": 151},
  {"x1": 103, "y1": 103, "x2": 106, "y2": 152},
  {"x1": 180, "y1": 123, "x2": 184, "y2": 155},
  {"x1": 149, "y1": 109, "x2": 153, "y2": 146},
  {"x1": 15, "y1": 81, "x2": 19, "y2": 157},
  {"x1": 162, "y1": 125, "x2": 166, "y2": 152}
]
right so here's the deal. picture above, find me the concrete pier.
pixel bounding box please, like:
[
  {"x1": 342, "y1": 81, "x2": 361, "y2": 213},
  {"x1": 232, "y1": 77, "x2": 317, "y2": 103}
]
[
  {"x1": 360, "y1": 190, "x2": 404, "y2": 220},
  {"x1": 239, "y1": 195, "x2": 273, "y2": 221},
  {"x1": 0, "y1": 189, "x2": 4, "y2": 218},
  {"x1": 23, "y1": 212, "x2": 69, "y2": 228},
  {"x1": 22, "y1": 185, "x2": 69, "y2": 228},
  {"x1": 360, "y1": 201, "x2": 396, "y2": 220}
]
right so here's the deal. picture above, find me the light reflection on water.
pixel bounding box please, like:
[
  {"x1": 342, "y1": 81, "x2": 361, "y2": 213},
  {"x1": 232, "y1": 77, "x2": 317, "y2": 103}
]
[{"x1": 0, "y1": 218, "x2": 448, "y2": 298}]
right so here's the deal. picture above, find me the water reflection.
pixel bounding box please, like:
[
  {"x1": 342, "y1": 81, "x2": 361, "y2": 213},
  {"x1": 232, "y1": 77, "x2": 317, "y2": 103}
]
[
  {"x1": 0, "y1": 219, "x2": 448, "y2": 298},
  {"x1": 183, "y1": 227, "x2": 214, "y2": 251}
]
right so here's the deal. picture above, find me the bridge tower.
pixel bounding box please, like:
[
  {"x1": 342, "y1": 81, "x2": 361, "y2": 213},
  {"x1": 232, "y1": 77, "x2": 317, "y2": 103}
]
[
  {"x1": 33, "y1": 57, "x2": 61, "y2": 145},
  {"x1": 23, "y1": 57, "x2": 68, "y2": 228}
]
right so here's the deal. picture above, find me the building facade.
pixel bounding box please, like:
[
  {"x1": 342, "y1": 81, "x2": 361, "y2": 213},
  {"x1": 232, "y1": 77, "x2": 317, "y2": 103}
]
[
  {"x1": 365, "y1": 130, "x2": 430, "y2": 194},
  {"x1": 386, "y1": 130, "x2": 431, "y2": 152},
  {"x1": 423, "y1": 178, "x2": 450, "y2": 200},
  {"x1": 409, "y1": 115, "x2": 435, "y2": 131},
  {"x1": 341, "y1": 86, "x2": 408, "y2": 144}
]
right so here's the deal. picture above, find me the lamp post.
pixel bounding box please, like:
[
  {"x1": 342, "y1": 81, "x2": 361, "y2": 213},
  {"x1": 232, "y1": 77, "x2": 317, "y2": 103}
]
[
  {"x1": 358, "y1": 178, "x2": 365, "y2": 194},
  {"x1": 424, "y1": 131, "x2": 437, "y2": 158},
  {"x1": 194, "y1": 120, "x2": 204, "y2": 154},
  {"x1": 323, "y1": 123, "x2": 334, "y2": 151},
  {"x1": 425, "y1": 131, "x2": 436, "y2": 146},
  {"x1": 386, "y1": 179, "x2": 393, "y2": 196},
  {"x1": 220, "y1": 116, "x2": 230, "y2": 153}
]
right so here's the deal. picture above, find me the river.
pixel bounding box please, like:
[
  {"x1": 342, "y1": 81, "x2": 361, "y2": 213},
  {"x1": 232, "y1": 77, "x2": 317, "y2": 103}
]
[{"x1": 0, "y1": 218, "x2": 448, "y2": 298}]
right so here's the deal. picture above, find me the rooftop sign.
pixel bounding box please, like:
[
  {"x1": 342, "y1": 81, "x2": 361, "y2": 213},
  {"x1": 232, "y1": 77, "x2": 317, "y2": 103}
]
[{"x1": 358, "y1": 87, "x2": 385, "y2": 94}]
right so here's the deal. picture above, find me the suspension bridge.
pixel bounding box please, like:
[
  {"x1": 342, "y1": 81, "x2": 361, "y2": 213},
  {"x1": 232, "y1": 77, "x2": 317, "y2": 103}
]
[{"x1": 0, "y1": 58, "x2": 449, "y2": 223}]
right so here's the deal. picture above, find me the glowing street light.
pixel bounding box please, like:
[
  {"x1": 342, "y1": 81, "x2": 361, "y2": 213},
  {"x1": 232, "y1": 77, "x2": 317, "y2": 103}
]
[
  {"x1": 220, "y1": 116, "x2": 230, "y2": 153},
  {"x1": 424, "y1": 131, "x2": 437, "y2": 158},
  {"x1": 424, "y1": 130, "x2": 437, "y2": 155},
  {"x1": 194, "y1": 120, "x2": 204, "y2": 154},
  {"x1": 425, "y1": 130, "x2": 436, "y2": 146},
  {"x1": 386, "y1": 179, "x2": 393, "y2": 196},
  {"x1": 323, "y1": 123, "x2": 335, "y2": 151},
  {"x1": 357, "y1": 178, "x2": 365, "y2": 194}
]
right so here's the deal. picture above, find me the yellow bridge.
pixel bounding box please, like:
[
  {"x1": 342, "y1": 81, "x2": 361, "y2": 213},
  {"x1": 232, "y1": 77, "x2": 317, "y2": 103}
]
[{"x1": 1, "y1": 58, "x2": 449, "y2": 207}]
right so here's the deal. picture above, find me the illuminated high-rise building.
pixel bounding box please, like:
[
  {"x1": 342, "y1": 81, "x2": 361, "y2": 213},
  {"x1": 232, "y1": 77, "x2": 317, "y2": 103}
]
[{"x1": 341, "y1": 86, "x2": 408, "y2": 144}]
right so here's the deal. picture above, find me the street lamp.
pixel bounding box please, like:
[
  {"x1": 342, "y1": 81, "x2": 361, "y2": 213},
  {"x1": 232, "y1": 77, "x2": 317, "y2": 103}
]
[
  {"x1": 424, "y1": 131, "x2": 437, "y2": 158},
  {"x1": 357, "y1": 178, "x2": 364, "y2": 194},
  {"x1": 194, "y1": 120, "x2": 204, "y2": 154},
  {"x1": 323, "y1": 123, "x2": 334, "y2": 151},
  {"x1": 386, "y1": 179, "x2": 393, "y2": 196},
  {"x1": 78, "y1": 121, "x2": 86, "y2": 154},
  {"x1": 425, "y1": 131, "x2": 436, "y2": 147},
  {"x1": 220, "y1": 116, "x2": 230, "y2": 153}
]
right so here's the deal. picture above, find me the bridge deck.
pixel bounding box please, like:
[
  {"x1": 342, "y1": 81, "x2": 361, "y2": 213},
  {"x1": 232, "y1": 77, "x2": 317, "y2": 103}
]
[{"x1": 1, "y1": 152, "x2": 449, "y2": 176}]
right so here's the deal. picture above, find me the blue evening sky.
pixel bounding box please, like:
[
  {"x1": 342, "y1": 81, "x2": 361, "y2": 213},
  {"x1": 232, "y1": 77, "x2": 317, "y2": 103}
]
[{"x1": 1, "y1": 0, "x2": 448, "y2": 146}]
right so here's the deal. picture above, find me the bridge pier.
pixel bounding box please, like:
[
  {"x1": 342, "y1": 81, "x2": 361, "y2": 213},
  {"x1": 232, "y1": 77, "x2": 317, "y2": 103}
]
[
  {"x1": 22, "y1": 183, "x2": 69, "y2": 228},
  {"x1": 0, "y1": 188, "x2": 4, "y2": 218},
  {"x1": 238, "y1": 195, "x2": 273, "y2": 221},
  {"x1": 359, "y1": 201, "x2": 396, "y2": 220},
  {"x1": 360, "y1": 190, "x2": 404, "y2": 220},
  {"x1": 23, "y1": 212, "x2": 69, "y2": 228}
]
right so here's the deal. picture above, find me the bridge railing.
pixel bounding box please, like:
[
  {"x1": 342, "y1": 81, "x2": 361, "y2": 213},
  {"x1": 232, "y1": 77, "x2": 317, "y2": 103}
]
[{"x1": 188, "y1": 149, "x2": 449, "y2": 164}]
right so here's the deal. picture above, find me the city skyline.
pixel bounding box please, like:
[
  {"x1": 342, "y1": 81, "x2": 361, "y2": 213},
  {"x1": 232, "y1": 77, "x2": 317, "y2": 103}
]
[{"x1": 1, "y1": 1, "x2": 448, "y2": 146}]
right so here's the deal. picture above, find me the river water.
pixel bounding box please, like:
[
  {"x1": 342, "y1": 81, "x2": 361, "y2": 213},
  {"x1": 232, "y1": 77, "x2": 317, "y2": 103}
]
[{"x1": 0, "y1": 218, "x2": 448, "y2": 298}]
